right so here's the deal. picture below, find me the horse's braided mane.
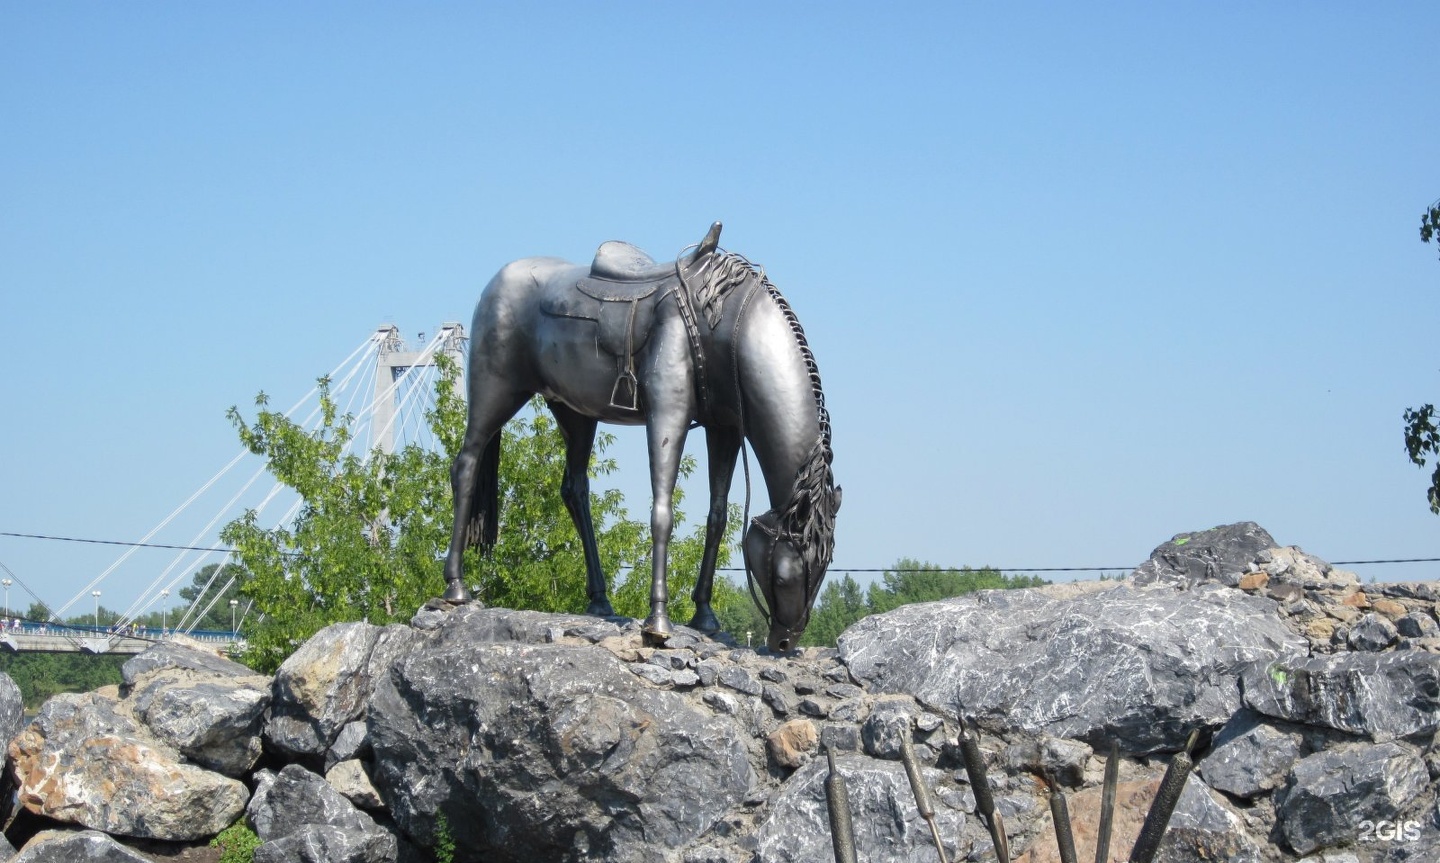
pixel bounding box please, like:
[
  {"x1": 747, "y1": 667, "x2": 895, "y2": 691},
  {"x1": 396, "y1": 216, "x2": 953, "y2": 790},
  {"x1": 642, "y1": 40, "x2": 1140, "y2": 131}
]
[{"x1": 700, "y1": 251, "x2": 839, "y2": 596}]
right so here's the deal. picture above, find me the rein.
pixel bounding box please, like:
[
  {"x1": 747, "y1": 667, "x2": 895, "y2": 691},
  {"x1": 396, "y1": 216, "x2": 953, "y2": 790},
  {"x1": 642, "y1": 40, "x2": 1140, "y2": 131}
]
[
  {"x1": 683, "y1": 249, "x2": 834, "y2": 639},
  {"x1": 667, "y1": 244, "x2": 773, "y2": 628}
]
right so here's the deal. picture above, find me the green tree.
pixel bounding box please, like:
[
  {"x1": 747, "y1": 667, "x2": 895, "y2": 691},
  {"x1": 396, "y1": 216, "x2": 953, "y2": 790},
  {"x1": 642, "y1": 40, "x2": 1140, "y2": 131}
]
[
  {"x1": 1422, "y1": 199, "x2": 1440, "y2": 260},
  {"x1": 865, "y1": 558, "x2": 1046, "y2": 615},
  {"x1": 0, "y1": 653, "x2": 126, "y2": 710},
  {"x1": 1405, "y1": 198, "x2": 1440, "y2": 512},
  {"x1": 175, "y1": 562, "x2": 247, "y2": 632},
  {"x1": 1405, "y1": 405, "x2": 1440, "y2": 514},
  {"x1": 712, "y1": 574, "x2": 771, "y2": 647},
  {"x1": 222, "y1": 355, "x2": 735, "y2": 671},
  {"x1": 787, "y1": 560, "x2": 1050, "y2": 648},
  {"x1": 799, "y1": 573, "x2": 867, "y2": 647}
]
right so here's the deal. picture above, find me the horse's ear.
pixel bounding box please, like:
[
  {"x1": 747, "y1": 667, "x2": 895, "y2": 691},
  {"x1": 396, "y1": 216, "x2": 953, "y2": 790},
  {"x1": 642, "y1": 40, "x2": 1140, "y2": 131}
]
[{"x1": 696, "y1": 221, "x2": 722, "y2": 257}]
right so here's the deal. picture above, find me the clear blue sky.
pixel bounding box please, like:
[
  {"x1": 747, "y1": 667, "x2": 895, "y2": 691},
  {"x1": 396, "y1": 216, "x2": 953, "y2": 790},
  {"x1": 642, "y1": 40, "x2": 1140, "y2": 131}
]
[{"x1": 2, "y1": 3, "x2": 1437, "y2": 620}]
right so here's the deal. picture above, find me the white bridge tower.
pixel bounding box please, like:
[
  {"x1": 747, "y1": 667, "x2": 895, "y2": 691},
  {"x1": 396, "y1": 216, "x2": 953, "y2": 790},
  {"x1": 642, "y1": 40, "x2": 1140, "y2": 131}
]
[{"x1": 372, "y1": 323, "x2": 467, "y2": 453}]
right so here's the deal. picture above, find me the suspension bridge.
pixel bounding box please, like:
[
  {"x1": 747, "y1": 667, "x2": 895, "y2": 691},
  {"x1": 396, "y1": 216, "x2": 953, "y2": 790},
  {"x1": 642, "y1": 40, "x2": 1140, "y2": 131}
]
[{"x1": 0, "y1": 324, "x2": 467, "y2": 656}]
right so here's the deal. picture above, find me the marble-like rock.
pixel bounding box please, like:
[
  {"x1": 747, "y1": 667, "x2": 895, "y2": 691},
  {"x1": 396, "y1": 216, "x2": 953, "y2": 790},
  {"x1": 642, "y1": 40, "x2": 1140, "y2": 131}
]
[
  {"x1": 121, "y1": 639, "x2": 257, "y2": 685},
  {"x1": 266, "y1": 621, "x2": 414, "y2": 760},
  {"x1": 7, "y1": 692, "x2": 248, "y2": 840},
  {"x1": 1396, "y1": 611, "x2": 1440, "y2": 639},
  {"x1": 130, "y1": 668, "x2": 271, "y2": 777},
  {"x1": 1276, "y1": 742, "x2": 1429, "y2": 855},
  {"x1": 0, "y1": 671, "x2": 24, "y2": 749},
  {"x1": 1241, "y1": 652, "x2": 1440, "y2": 741},
  {"x1": 1349, "y1": 613, "x2": 1399, "y2": 651},
  {"x1": 326, "y1": 758, "x2": 385, "y2": 811},
  {"x1": 839, "y1": 581, "x2": 1305, "y2": 752},
  {"x1": 753, "y1": 753, "x2": 963, "y2": 863},
  {"x1": 368, "y1": 606, "x2": 755, "y2": 862},
  {"x1": 1257, "y1": 546, "x2": 1338, "y2": 589},
  {"x1": 1130, "y1": 522, "x2": 1277, "y2": 588},
  {"x1": 253, "y1": 824, "x2": 395, "y2": 863},
  {"x1": 1197, "y1": 710, "x2": 1303, "y2": 799},
  {"x1": 12, "y1": 829, "x2": 151, "y2": 862},
  {"x1": 248, "y1": 764, "x2": 397, "y2": 863},
  {"x1": 1000, "y1": 735, "x2": 1092, "y2": 789},
  {"x1": 860, "y1": 698, "x2": 914, "y2": 759},
  {"x1": 326, "y1": 720, "x2": 370, "y2": 772}
]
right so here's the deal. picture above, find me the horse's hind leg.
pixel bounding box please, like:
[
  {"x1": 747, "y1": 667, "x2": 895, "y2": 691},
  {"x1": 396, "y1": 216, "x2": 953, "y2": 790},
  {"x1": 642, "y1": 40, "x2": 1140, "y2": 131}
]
[
  {"x1": 442, "y1": 383, "x2": 531, "y2": 602},
  {"x1": 690, "y1": 426, "x2": 740, "y2": 633},
  {"x1": 548, "y1": 400, "x2": 615, "y2": 617}
]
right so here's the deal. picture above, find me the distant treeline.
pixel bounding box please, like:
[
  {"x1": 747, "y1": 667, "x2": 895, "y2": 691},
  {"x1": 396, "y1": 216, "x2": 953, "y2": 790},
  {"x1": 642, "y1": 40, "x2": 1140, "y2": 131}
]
[
  {"x1": 717, "y1": 559, "x2": 1050, "y2": 648},
  {"x1": 0, "y1": 652, "x2": 126, "y2": 711}
]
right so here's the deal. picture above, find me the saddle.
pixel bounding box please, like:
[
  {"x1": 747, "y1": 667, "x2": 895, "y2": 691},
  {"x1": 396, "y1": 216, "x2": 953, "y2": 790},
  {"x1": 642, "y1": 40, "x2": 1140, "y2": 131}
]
[{"x1": 540, "y1": 223, "x2": 722, "y2": 411}]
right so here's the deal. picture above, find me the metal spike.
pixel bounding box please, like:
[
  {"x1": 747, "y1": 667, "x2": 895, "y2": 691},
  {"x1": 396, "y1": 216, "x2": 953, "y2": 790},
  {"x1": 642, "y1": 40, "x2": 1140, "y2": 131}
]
[
  {"x1": 1095, "y1": 742, "x2": 1119, "y2": 863},
  {"x1": 1045, "y1": 773, "x2": 1077, "y2": 863},
  {"x1": 899, "y1": 729, "x2": 949, "y2": 863},
  {"x1": 1130, "y1": 730, "x2": 1199, "y2": 863},
  {"x1": 824, "y1": 745, "x2": 858, "y2": 863}
]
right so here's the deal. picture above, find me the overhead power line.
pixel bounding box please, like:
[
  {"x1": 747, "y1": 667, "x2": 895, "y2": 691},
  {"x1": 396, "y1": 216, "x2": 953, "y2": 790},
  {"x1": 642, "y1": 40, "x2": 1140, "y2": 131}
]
[
  {"x1": 5, "y1": 530, "x2": 1439, "y2": 573},
  {"x1": 0, "y1": 532, "x2": 236, "y2": 554}
]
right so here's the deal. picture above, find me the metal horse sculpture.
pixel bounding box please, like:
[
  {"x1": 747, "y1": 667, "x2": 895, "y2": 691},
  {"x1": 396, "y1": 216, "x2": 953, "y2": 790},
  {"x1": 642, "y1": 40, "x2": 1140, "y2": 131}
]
[{"x1": 442, "y1": 222, "x2": 841, "y2": 650}]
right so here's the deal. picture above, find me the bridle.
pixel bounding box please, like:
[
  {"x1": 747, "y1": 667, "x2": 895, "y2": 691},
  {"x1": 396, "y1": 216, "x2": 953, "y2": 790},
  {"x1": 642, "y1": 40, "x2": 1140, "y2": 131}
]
[{"x1": 675, "y1": 247, "x2": 824, "y2": 640}]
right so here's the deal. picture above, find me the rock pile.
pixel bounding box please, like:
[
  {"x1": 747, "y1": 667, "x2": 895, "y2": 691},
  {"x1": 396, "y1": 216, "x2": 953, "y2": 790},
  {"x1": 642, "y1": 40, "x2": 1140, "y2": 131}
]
[{"x1": 0, "y1": 522, "x2": 1436, "y2": 862}]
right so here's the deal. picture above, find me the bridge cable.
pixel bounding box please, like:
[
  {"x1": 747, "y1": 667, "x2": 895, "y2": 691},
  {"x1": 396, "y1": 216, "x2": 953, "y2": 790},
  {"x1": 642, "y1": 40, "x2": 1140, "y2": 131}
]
[{"x1": 49, "y1": 334, "x2": 382, "y2": 623}]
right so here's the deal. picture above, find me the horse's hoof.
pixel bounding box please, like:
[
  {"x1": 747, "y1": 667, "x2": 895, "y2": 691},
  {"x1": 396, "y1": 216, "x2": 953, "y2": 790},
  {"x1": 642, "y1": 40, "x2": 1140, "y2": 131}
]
[
  {"x1": 688, "y1": 606, "x2": 721, "y2": 634},
  {"x1": 442, "y1": 581, "x2": 472, "y2": 603},
  {"x1": 642, "y1": 613, "x2": 673, "y2": 646},
  {"x1": 586, "y1": 599, "x2": 616, "y2": 617}
]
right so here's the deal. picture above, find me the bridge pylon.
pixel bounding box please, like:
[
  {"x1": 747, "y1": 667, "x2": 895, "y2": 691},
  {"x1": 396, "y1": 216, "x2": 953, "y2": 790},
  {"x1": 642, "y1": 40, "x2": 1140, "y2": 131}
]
[{"x1": 371, "y1": 323, "x2": 466, "y2": 453}]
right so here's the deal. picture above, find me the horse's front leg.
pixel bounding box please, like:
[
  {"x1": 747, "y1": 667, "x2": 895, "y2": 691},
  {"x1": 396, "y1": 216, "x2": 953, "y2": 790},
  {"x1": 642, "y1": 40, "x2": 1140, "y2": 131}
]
[
  {"x1": 690, "y1": 426, "x2": 741, "y2": 633},
  {"x1": 643, "y1": 408, "x2": 691, "y2": 645}
]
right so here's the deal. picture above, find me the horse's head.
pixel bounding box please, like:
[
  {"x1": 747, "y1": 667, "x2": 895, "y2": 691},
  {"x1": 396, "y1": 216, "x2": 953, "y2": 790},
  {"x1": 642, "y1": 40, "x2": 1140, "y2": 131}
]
[{"x1": 744, "y1": 486, "x2": 842, "y2": 652}]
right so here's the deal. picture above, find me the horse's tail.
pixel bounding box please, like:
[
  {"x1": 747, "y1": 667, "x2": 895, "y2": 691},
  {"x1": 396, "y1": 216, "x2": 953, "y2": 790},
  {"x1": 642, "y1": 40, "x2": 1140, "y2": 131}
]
[{"x1": 462, "y1": 432, "x2": 502, "y2": 554}]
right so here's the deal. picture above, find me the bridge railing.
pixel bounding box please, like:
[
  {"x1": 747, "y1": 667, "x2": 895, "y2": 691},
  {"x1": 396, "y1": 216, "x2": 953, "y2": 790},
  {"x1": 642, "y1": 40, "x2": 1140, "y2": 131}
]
[{"x1": 0, "y1": 622, "x2": 243, "y2": 655}]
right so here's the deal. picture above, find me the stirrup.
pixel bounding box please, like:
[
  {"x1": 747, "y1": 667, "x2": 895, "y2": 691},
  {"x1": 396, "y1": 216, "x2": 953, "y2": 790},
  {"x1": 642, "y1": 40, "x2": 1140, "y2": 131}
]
[{"x1": 609, "y1": 371, "x2": 639, "y2": 411}]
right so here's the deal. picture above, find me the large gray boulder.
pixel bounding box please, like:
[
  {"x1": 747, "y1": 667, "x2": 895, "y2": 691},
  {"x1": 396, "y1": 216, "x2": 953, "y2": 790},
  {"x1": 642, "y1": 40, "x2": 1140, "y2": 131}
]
[
  {"x1": 1197, "y1": 710, "x2": 1303, "y2": 799},
  {"x1": 0, "y1": 671, "x2": 24, "y2": 748},
  {"x1": 368, "y1": 606, "x2": 755, "y2": 863},
  {"x1": 1131, "y1": 522, "x2": 1277, "y2": 588},
  {"x1": 753, "y1": 753, "x2": 964, "y2": 863},
  {"x1": 1241, "y1": 651, "x2": 1440, "y2": 742},
  {"x1": 266, "y1": 622, "x2": 415, "y2": 761},
  {"x1": 839, "y1": 581, "x2": 1306, "y2": 752},
  {"x1": 12, "y1": 830, "x2": 151, "y2": 862},
  {"x1": 254, "y1": 824, "x2": 394, "y2": 863},
  {"x1": 7, "y1": 692, "x2": 248, "y2": 841},
  {"x1": 247, "y1": 764, "x2": 396, "y2": 863},
  {"x1": 115, "y1": 640, "x2": 273, "y2": 777},
  {"x1": 1275, "y1": 742, "x2": 1429, "y2": 855},
  {"x1": 128, "y1": 667, "x2": 271, "y2": 777},
  {"x1": 121, "y1": 638, "x2": 257, "y2": 684}
]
